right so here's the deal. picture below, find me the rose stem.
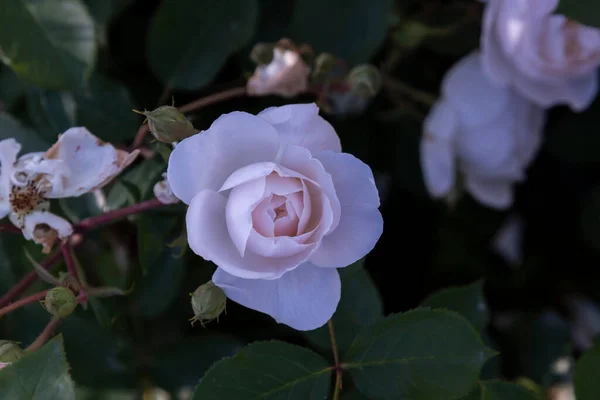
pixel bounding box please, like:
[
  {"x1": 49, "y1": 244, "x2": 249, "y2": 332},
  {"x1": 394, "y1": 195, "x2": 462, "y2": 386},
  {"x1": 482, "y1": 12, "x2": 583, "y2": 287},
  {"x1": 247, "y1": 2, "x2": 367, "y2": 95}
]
[
  {"x1": 0, "y1": 289, "x2": 49, "y2": 319},
  {"x1": 60, "y1": 242, "x2": 80, "y2": 284},
  {"x1": 131, "y1": 86, "x2": 247, "y2": 150},
  {"x1": 0, "y1": 250, "x2": 63, "y2": 308},
  {"x1": 0, "y1": 224, "x2": 21, "y2": 234},
  {"x1": 381, "y1": 75, "x2": 437, "y2": 106},
  {"x1": 74, "y1": 198, "x2": 166, "y2": 233},
  {"x1": 25, "y1": 315, "x2": 62, "y2": 352},
  {"x1": 328, "y1": 319, "x2": 343, "y2": 399}
]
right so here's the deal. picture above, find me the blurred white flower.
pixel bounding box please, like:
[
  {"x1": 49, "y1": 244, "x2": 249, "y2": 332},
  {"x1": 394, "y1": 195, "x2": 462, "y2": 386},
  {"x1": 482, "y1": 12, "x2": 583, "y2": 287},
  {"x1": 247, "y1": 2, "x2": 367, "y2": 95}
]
[
  {"x1": 420, "y1": 52, "x2": 546, "y2": 209},
  {"x1": 153, "y1": 173, "x2": 179, "y2": 205},
  {"x1": 567, "y1": 296, "x2": 600, "y2": 352},
  {"x1": 247, "y1": 47, "x2": 310, "y2": 98},
  {"x1": 481, "y1": 0, "x2": 600, "y2": 111},
  {"x1": 491, "y1": 215, "x2": 524, "y2": 266}
]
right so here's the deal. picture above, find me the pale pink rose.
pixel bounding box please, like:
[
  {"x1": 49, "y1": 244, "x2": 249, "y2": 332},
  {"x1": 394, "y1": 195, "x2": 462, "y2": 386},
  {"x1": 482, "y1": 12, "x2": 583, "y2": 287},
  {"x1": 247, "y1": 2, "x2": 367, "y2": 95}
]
[
  {"x1": 167, "y1": 103, "x2": 383, "y2": 330},
  {"x1": 481, "y1": 0, "x2": 600, "y2": 111},
  {"x1": 421, "y1": 52, "x2": 546, "y2": 209},
  {"x1": 247, "y1": 48, "x2": 310, "y2": 98}
]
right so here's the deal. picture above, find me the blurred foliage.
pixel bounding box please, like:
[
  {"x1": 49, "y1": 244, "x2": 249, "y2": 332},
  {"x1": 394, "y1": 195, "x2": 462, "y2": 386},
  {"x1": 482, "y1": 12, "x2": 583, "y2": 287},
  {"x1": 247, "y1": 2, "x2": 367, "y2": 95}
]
[{"x1": 0, "y1": 0, "x2": 599, "y2": 398}]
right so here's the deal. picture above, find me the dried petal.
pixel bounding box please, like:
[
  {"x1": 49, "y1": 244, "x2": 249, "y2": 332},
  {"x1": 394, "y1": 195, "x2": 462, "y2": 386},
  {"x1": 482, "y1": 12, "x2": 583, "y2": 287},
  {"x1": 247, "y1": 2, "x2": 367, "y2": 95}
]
[{"x1": 22, "y1": 210, "x2": 73, "y2": 253}]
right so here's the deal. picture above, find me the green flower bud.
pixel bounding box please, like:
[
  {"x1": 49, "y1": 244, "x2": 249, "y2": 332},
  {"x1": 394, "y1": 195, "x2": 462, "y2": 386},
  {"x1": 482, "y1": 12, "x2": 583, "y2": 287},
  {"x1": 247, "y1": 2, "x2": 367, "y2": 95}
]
[
  {"x1": 134, "y1": 106, "x2": 197, "y2": 144},
  {"x1": 190, "y1": 281, "x2": 226, "y2": 327},
  {"x1": 250, "y1": 42, "x2": 275, "y2": 65},
  {"x1": 44, "y1": 287, "x2": 77, "y2": 318},
  {"x1": 0, "y1": 341, "x2": 24, "y2": 363},
  {"x1": 312, "y1": 53, "x2": 338, "y2": 82},
  {"x1": 347, "y1": 64, "x2": 382, "y2": 98},
  {"x1": 392, "y1": 20, "x2": 431, "y2": 49}
]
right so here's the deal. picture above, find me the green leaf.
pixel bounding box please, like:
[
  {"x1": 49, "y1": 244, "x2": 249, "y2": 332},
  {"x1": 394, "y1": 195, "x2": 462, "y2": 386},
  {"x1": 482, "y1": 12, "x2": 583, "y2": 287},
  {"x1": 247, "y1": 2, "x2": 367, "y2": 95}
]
[
  {"x1": 0, "y1": 112, "x2": 50, "y2": 153},
  {"x1": 287, "y1": 0, "x2": 393, "y2": 65},
  {"x1": 0, "y1": 335, "x2": 76, "y2": 399},
  {"x1": 26, "y1": 89, "x2": 77, "y2": 142},
  {"x1": 146, "y1": 0, "x2": 259, "y2": 90},
  {"x1": 343, "y1": 308, "x2": 496, "y2": 400},
  {"x1": 575, "y1": 345, "x2": 600, "y2": 400},
  {"x1": 72, "y1": 74, "x2": 139, "y2": 142},
  {"x1": 83, "y1": 0, "x2": 135, "y2": 45},
  {"x1": 556, "y1": 1, "x2": 600, "y2": 29},
  {"x1": 304, "y1": 259, "x2": 383, "y2": 354},
  {"x1": 0, "y1": 67, "x2": 27, "y2": 110},
  {"x1": 0, "y1": 0, "x2": 97, "y2": 89},
  {"x1": 192, "y1": 341, "x2": 331, "y2": 400},
  {"x1": 459, "y1": 381, "x2": 541, "y2": 400},
  {"x1": 421, "y1": 281, "x2": 489, "y2": 332}
]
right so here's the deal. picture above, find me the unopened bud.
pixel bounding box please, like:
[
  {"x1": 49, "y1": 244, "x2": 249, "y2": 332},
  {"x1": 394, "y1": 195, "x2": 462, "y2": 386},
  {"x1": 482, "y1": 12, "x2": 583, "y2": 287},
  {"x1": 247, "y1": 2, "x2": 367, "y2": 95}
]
[
  {"x1": 250, "y1": 43, "x2": 275, "y2": 65},
  {"x1": 190, "y1": 281, "x2": 226, "y2": 327},
  {"x1": 347, "y1": 64, "x2": 381, "y2": 98},
  {"x1": 44, "y1": 287, "x2": 77, "y2": 318},
  {"x1": 393, "y1": 20, "x2": 431, "y2": 49},
  {"x1": 0, "y1": 341, "x2": 24, "y2": 363},
  {"x1": 312, "y1": 53, "x2": 339, "y2": 82},
  {"x1": 133, "y1": 106, "x2": 197, "y2": 143},
  {"x1": 153, "y1": 173, "x2": 179, "y2": 205}
]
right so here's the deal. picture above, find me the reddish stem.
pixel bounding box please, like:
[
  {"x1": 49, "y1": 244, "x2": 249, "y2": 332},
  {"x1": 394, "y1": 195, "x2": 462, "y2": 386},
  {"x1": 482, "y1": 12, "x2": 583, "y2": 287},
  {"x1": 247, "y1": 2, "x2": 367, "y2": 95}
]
[
  {"x1": 0, "y1": 250, "x2": 63, "y2": 308},
  {"x1": 26, "y1": 316, "x2": 62, "y2": 352},
  {"x1": 74, "y1": 198, "x2": 166, "y2": 233},
  {"x1": 0, "y1": 289, "x2": 48, "y2": 319},
  {"x1": 0, "y1": 224, "x2": 21, "y2": 234},
  {"x1": 60, "y1": 243, "x2": 78, "y2": 282}
]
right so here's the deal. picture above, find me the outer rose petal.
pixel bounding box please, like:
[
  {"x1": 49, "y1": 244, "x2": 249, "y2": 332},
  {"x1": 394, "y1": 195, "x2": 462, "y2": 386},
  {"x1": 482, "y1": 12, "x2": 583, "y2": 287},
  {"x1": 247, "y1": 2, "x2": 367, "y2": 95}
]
[
  {"x1": 187, "y1": 190, "x2": 314, "y2": 280},
  {"x1": 258, "y1": 103, "x2": 342, "y2": 155},
  {"x1": 212, "y1": 263, "x2": 341, "y2": 331},
  {"x1": 420, "y1": 101, "x2": 457, "y2": 198},
  {"x1": 465, "y1": 176, "x2": 514, "y2": 210},
  {"x1": 309, "y1": 151, "x2": 383, "y2": 268},
  {"x1": 168, "y1": 112, "x2": 280, "y2": 204}
]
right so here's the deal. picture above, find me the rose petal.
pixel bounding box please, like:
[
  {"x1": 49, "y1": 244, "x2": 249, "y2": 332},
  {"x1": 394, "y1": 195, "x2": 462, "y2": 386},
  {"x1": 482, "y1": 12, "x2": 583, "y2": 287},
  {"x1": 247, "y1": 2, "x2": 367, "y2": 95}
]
[
  {"x1": 309, "y1": 151, "x2": 383, "y2": 268},
  {"x1": 43, "y1": 127, "x2": 135, "y2": 198},
  {"x1": 22, "y1": 210, "x2": 73, "y2": 252},
  {"x1": 465, "y1": 176, "x2": 514, "y2": 210},
  {"x1": 420, "y1": 101, "x2": 458, "y2": 198},
  {"x1": 212, "y1": 263, "x2": 341, "y2": 331},
  {"x1": 187, "y1": 190, "x2": 313, "y2": 280},
  {"x1": 258, "y1": 103, "x2": 342, "y2": 155},
  {"x1": 0, "y1": 138, "x2": 21, "y2": 218},
  {"x1": 246, "y1": 230, "x2": 313, "y2": 258},
  {"x1": 226, "y1": 177, "x2": 267, "y2": 256},
  {"x1": 168, "y1": 112, "x2": 280, "y2": 204}
]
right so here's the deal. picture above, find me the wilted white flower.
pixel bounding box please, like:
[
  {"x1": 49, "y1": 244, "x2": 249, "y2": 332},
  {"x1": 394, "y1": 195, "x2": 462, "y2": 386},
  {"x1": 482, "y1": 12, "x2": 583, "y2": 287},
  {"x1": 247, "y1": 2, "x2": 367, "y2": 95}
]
[
  {"x1": 0, "y1": 127, "x2": 138, "y2": 252},
  {"x1": 153, "y1": 173, "x2": 179, "y2": 205},
  {"x1": 247, "y1": 47, "x2": 310, "y2": 98},
  {"x1": 420, "y1": 52, "x2": 546, "y2": 209},
  {"x1": 481, "y1": 0, "x2": 600, "y2": 111}
]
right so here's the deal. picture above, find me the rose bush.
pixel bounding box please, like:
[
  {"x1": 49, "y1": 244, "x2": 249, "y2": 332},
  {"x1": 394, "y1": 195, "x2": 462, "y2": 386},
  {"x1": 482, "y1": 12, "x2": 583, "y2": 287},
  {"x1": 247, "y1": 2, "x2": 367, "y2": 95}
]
[
  {"x1": 167, "y1": 103, "x2": 383, "y2": 330},
  {"x1": 481, "y1": 0, "x2": 600, "y2": 111}
]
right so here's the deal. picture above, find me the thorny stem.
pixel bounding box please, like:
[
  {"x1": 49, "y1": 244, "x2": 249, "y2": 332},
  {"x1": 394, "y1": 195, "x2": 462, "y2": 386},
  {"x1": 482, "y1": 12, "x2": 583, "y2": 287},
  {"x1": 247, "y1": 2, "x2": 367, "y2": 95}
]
[
  {"x1": 26, "y1": 315, "x2": 62, "y2": 352},
  {"x1": 328, "y1": 319, "x2": 343, "y2": 399},
  {"x1": 131, "y1": 86, "x2": 247, "y2": 150},
  {"x1": 0, "y1": 250, "x2": 63, "y2": 308},
  {"x1": 74, "y1": 198, "x2": 166, "y2": 233},
  {"x1": 0, "y1": 289, "x2": 48, "y2": 319}
]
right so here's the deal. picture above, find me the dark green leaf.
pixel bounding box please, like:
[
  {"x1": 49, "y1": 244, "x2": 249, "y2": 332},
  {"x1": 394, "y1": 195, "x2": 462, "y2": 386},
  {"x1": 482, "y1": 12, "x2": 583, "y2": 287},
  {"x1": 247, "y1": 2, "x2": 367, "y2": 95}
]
[
  {"x1": 575, "y1": 345, "x2": 600, "y2": 400},
  {"x1": 73, "y1": 74, "x2": 139, "y2": 142},
  {"x1": 106, "y1": 158, "x2": 164, "y2": 209},
  {"x1": 0, "y1": 112, "x2": 49, "y2": 153},
  {"x1": 288, "y1": 0, "x2": 393, "y2": 65},
  {"x1": 0, "y1": 67, "x2": 27, "y2": 109},
  {"x1": 556, "y1": 1, "x2": 600, "y2": 29},
  {"x1": 26, "y1": 89, "x2": 76, "y2": 142},
  {"x1": 459, "y1": 381, "x2": 542, "y2": 400},
  {"x1": 0, "y1": 0, "x2": 97, "y2": 89},
  {"x1": 151, "y1": 335, "x2": 244, "y2": 392},
  {"x1": 421, "y1": 281, "x2": 489, "y2": 332},
  {"x1": 192, "y1": 341, "x2": 331, "y2": 400},
  {"x1": 0, "y1": 335, "x2": 76, "y2": 399},
  {"x1": 343, "y1": 308, "x2": 496, "y2": 400},
  {"x1": 147, "y1": 0, "x2": 259, "y2": 90},
  {"x1": 304, "y1": 259, "x2": 383, "y2": 354},
  {"x1": 84, "y1": 0, "x2": 135, "y2": 45}
]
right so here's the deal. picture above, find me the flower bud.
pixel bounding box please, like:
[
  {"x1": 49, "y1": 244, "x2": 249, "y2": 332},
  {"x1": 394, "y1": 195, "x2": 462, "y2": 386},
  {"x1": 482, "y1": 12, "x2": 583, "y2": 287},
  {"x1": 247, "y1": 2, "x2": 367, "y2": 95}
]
[
  {"x1": 392, "y1": 20, "x2": 432, "y2": 49},
  {"x1": 190, "y1": 281, "x2": 226, "y2": 327},
  {"x1": 0, "y1": 341, "x2": 24, "y2": 363},
  {"x1": 44, "y1": 287, "x2": 77, "y2": 318},
  {"x1": 153, "y1": 173, "x2": 179, "y2": 205},
  {"x1": 312, "y1": 53, "x2": 339, "y2": 82},
  {"x1": 250, "y1": 42, "x2": 275, "y2": 65},
  {"x1": 134, "y1": 106, "x2": 197, "y2": 144},
  {"x1": 347, "y1": 64, "x2": 381, "y2": 98}
]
